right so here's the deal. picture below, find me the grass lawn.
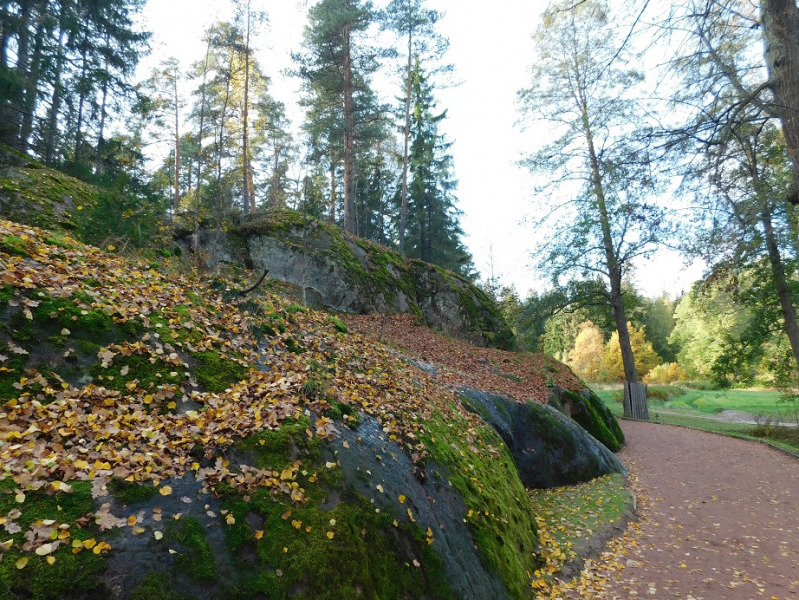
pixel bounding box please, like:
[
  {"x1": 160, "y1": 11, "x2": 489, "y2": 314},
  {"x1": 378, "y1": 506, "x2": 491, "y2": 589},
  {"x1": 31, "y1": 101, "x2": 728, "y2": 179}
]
[
  {"x1": 591, "y1": 385, "x2": 799, "y2": 455},
  {"x1": 592, "y1": 385, "x2": 795, "y2": 418},
  {"x1": 529, "y1": 473, "x2": 630, "y2": 594}
]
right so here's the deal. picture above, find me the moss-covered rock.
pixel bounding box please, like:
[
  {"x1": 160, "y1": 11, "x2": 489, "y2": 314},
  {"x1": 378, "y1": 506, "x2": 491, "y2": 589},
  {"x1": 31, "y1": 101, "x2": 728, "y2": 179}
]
[
  {"x1": 459, "y1": 387, "x2": 627, "y2": 489},
  {"x1": 181, "y1": 209, "x2": 514, "y2": 349},
  {"x1": 0, "y1": 143, "x2": 99, "y2": 232},
  {"x1": 0, "y1": 218, "x2": 630, "y2": 599},
  {"x1": 549, "y1": 388, "x2": 625, "y2": 452}
]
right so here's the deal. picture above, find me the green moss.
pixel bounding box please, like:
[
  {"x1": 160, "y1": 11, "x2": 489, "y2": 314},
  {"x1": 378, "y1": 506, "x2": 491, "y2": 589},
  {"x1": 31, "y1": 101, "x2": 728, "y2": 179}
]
[
  {"x1": 328, "y1": 316, "x2": 348, "y2": 334},
  {"x1": 214, "y1": 413, "x2": 455, "y2": 598},
  {"x1": 0, "y1": 285, "x2": 13, "y2": 306},
  {"x1": 130, "y1": 574, "x2": 192, "y2": 600},
  {"x1": 563, "y1": 390, "x2": 624, "y2": 452},
  {"x1": 106, "y1": 478, "x2": 158, "y2": 505},
  {"x1": 221, "y1": 488, "x2": 453, "y2": 600},
  {"x1": 0, "y1": 146, "x2": 103, "y2": 233},
  {"x1": 89, "y1": 353, "x2": 183, "y2": 407},
  {"x1": 0, "y1": 545, "x2": 107, "y2": 600},
  {"x1": 0, "y1": 348, "x2": 28, "y2": 401},
  {"x1": 165, "y1": 517, "x2": 217, "y2": 583},
  {"x1": 48, "y1": 334, "x2": 66, "y2": 348},
  {"x1": 235, "y1": 417, "x2": 321, "y2": 472},
  {"x1": 422, "y1": 411, "x2": 538, "y2": 598},
  {"x1": 76, "y1": 339, "x2": 101, "y2": 355},
  {"x1": 33, "y1": 294, "x2": 112, "y2": 335},
  {"x1": 0, "y1": 478, "x2": 108, "y2": 599},
  {"x1": 192, "y1": 351, "x2": 249, "y2": 393},
  {"x1": 0, "y1": 234, "x2": 29, "y2": 257},
  {"x1": 43, "y1": 236, "x2": 75, "y2": 250},
  {"x1": 284, "y1": 337, "x2": 306, "y2": 354},
  {"x1": 7, "y1": 310, "x2": 35, "y2": 341},
  {"x1": 0, "y1": 480, "x2": 95, "y2": 529}
]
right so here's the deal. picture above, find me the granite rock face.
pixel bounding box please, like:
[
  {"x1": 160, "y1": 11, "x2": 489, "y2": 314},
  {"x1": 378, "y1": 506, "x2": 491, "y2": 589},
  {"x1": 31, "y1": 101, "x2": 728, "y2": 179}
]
[{"x1": 183, "y1": 210, "x2": 515, "y2": 350}]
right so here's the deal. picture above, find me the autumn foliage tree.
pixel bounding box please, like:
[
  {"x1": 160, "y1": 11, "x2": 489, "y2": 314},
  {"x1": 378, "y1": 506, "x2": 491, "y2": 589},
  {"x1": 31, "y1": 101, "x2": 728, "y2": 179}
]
[
  {"x1": 567, "y1": 321, "x2": 606, "y2": 381},
  {"x1": 604, "y1": 323, "x2": 661, "y2": 383}
]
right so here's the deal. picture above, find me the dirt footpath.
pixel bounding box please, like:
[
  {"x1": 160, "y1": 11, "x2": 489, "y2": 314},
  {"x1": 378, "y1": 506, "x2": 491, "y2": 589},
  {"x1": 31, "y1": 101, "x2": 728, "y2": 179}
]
[{"x1": 568, "y1": 421, "x2": 799, "y2": 599}]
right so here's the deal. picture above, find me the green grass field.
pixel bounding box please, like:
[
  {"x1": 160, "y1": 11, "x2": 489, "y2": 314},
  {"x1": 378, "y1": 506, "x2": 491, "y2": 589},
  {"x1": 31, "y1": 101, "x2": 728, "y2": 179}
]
[
  {"x1": 591, "y1": 385, "x2": 799, "y2": 455},
  {"x1": 592, "y1": 385, "x2": 798, "y2": 418}
]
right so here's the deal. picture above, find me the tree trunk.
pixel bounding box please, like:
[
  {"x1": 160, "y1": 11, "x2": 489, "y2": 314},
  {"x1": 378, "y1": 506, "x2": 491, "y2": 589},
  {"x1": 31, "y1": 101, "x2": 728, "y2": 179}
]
[
  {"x1": 762, "y1": 208, "x2": 799, "y2": 369},
  {"x1": 398, "y1": 26, "x2": 413, "y2": 254},
  {"x1": 761, "y1": 0, "x2": 799, "y2": 204},
  {"x1": 581, "y1": 99, "x2": 644, "y2": 417},
  {"x1": 19, "y1": 2, "x2": 48, "y2": 152},
  {"x1": 74, "y1": 30, "x2": 91, "y2": 165},
  {"x1": 0, "y1": 1, "x2": 12, "y2": 69},
  {"x1": 342, "y1": 17, "x2": 356, "y2": 233},
  {"x1": 242, "y1": 4, "x2": 255, "y2": 214},
  {"x1": 44, "y1": 15, "x2": 67, "y2": 165},
  {"x1": 329, "y1": 161, "x2": 337, "y2": 223},
  {"x1": 173, "y1": 65, "x2": 180, "y2": 214},
  {"x1": 3, "y1": 0, "x2": 32, "y2": 148},
  {"x1": 624, "y1": 382, "x2": 649, "y2": 420},
  {"x1": 194, "y1": 36, "x2": 212, "y2": 272}
]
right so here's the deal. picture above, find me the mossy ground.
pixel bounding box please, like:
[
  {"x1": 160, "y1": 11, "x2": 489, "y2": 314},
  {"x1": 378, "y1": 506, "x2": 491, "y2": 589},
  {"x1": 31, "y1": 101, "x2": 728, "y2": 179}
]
[
  {"x1": 165, "y1": 517, "x2": 217, "y2": 583},
  {"x1": 192, "y1": 351, "x2": 250, "y2": 393},
  {"x1": 213, "y1": 420, "x2": 455, "y2": 599},
  {"x1": 1, "y1": 219, "x2": 552, "y2": 598},
  {"x1": 0, "y1": 145, "x2": 107, "y2": 236},
  {"x1": 0, "y1": 479, "x2": 108, "y2": 600},
  {"x1": 238, "y1": 209, "x2": 513, "y2": 347},
  {"x1": 529, "y1": 473, "x2": 630, "y2": 594}
]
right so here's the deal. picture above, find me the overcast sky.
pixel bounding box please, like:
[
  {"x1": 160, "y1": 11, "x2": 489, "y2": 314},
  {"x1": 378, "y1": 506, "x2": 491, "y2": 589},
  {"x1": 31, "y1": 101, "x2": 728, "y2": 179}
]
[{"x1": 137, "y1": 0, "x2": 705, "y2": 299}]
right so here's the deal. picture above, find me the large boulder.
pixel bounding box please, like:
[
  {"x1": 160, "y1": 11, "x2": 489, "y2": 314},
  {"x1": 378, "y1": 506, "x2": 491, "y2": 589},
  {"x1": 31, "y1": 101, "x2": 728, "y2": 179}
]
[
  {"x1": 182, "y1": 210, "x2": 515, "y2": 350},
  {"x1": 459, "y1": 387, "x2": 627, "y2": 489},
  {"x1": 0, "y1": 144, "x2": 97, "y2": 232}
]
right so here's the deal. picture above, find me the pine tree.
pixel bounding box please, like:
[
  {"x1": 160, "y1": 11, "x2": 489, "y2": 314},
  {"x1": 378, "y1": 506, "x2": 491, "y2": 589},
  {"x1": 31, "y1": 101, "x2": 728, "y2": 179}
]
[{"x1": 294, "y1": 0, "x2": 383, "y2": 233}]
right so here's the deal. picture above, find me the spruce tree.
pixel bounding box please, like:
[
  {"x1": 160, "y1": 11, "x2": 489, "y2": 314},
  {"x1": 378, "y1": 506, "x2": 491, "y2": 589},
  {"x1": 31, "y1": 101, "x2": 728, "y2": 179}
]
[{"x1": 405, "y1": 62, "x2": 473, "y2": 276}]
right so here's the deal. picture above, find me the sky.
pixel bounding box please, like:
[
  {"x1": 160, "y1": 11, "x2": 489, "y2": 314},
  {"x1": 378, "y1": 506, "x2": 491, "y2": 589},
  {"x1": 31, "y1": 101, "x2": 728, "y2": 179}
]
[{"x1": 136, "y1": 0, "x2": 706, "y2": 300}]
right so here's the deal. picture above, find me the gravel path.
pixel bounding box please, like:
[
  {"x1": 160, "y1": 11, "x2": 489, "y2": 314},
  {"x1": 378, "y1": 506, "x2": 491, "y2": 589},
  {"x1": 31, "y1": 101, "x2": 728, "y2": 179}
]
[{"x1": 562, "y1": 421, "x2": 799, "y2": 599}]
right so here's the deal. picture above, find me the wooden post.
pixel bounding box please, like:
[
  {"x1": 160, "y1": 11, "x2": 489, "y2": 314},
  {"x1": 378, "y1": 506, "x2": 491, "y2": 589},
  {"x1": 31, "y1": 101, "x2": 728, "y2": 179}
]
[{"x1": 624, "y1": 382, "x2": 649, "y2": 421}]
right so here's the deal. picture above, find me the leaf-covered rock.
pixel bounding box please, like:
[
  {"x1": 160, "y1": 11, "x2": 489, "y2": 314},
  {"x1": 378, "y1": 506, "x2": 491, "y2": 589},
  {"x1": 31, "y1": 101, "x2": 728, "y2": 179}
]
[{"x1": 0, "y1": 219, "x2": 537, "y2": 598}]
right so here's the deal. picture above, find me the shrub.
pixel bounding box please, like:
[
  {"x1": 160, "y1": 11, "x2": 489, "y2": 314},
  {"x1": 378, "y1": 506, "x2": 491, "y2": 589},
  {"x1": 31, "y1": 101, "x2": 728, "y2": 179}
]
[
  {"x1": 673, "y1": 379, "x2": 723, "y2": 391},
  {"x1": 644, "y1": 362, "x2": 689, "y2": 384},
  {"x1": 646, "y1": 385, "x2": 685, "y2": 401}
]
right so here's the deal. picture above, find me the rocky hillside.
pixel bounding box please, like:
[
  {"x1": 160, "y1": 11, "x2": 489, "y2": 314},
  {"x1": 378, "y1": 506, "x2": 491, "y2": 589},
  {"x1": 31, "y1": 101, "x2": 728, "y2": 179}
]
[
  {"x1": 182, "y1": 210, "x2": 515, "y2": 350},
  {"x1": 0, "y1": 217, "x2": 625, "y2": 599}
]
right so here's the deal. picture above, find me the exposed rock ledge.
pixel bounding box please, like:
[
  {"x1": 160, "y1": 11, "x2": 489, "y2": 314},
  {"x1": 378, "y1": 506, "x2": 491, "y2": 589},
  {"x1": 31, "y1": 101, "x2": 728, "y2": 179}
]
[{"x1": 180, "y1": 209, "x2": 515, "y2": 349}]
